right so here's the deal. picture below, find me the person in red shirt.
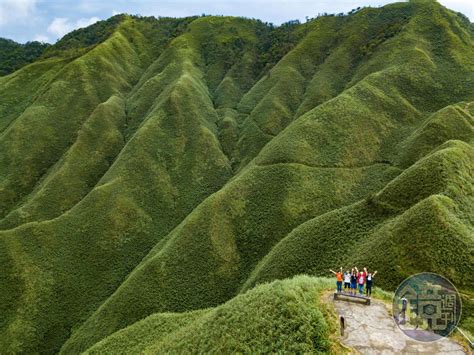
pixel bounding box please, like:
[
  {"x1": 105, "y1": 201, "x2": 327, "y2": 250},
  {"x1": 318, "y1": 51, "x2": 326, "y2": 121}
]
[
  {"x1": 330, "y1": 267, "x2": 343, "y2": 293},
  {"x1": 354, "y1": 267, "x2": 367, "y2": 295}
]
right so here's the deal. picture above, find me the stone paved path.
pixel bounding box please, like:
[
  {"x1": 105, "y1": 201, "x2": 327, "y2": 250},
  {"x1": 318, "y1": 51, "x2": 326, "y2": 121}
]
[{"x1": 332, "y1": 295, "x2": 467, "y2": 354}]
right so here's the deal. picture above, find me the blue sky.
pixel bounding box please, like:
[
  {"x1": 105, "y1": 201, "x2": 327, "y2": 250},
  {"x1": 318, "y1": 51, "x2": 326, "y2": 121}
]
[{"x1": 0, "y1": 0, "x2": 472, "y2": 43}]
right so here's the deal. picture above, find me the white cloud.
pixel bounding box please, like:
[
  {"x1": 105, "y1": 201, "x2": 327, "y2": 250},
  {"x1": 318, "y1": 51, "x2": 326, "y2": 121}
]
[
  {"x1": 76, "y1": 16, "x2": 100, "y2": 28},
  {"x1": 439, "y1": 0, "x2": 474, "y2": 20},
  {"x1": 47, "y1": 16, "x2": 100, "y2": 39},
  {"x1": 0, "y1": 0, "x2": 37, "y2": 26},
  {"x1": 33, "y1": 34, "x2": 49, "y2": 43},
  {"x1": 78, "y1": 0, "x2": 104, "y2": 14},
  {"x1": 47, "y1": 18, "x2": 69, "y2": 38}
]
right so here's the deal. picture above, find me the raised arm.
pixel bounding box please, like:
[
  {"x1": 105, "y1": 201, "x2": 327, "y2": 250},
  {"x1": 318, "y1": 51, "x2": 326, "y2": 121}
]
[
  {"x1": 364, "y1": 267, "x2": 368, "y2": 274},
  {"x1": 329, "y1": 269, "x2": 337, "y2": 275},
  {"x1": 354, "y1": 266, "x2": 359, "y2": 273},
  {"x1": 373, "y1": 271, "x2": 378, "y2": 277}
]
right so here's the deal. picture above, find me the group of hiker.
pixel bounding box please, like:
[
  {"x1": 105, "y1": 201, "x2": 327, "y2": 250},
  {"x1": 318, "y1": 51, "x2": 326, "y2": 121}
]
[{"x1": 330, "y1": 267, "x2": 377, "y2": 297}]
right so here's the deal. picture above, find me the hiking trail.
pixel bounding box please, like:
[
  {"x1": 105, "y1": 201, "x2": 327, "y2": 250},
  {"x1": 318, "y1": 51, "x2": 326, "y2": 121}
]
[{"x1": 331, "y1": 295, "x2": 467, "y2": 354}]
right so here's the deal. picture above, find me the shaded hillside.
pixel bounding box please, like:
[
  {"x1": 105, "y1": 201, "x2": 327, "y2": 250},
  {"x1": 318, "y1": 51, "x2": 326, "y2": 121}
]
[
  {"x1": 0, "y1": 38, "x2": 49, "y2": 75},
  {"x1": 0, "y1": 1, "x2": 473, "y2": 353}
]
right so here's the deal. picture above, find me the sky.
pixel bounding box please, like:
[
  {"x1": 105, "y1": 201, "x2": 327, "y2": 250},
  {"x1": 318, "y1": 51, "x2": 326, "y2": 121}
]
[{"x1": 0, "y1": 0, "x2": 472, "y2": 43}]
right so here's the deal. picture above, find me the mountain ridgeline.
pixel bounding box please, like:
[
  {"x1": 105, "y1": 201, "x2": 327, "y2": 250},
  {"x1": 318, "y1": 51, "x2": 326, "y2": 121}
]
[
  {"x1": 0, "y1": 1, "x2": 473, "y2": 353},
  {"x1": 0, "y1": 38, "x2": 49, "y2": 76}
]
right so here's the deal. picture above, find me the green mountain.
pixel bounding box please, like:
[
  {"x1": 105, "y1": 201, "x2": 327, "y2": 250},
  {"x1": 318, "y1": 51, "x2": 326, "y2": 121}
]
[
  {"x1": 0, "y1": 38, "x2": 49, "y2": 75},
  {"x1": 84, "y1": 276, "x2": 339, "y2": 354},
  {"x1": 0, "y1": 1, "x2": 473, "y2": 353}
]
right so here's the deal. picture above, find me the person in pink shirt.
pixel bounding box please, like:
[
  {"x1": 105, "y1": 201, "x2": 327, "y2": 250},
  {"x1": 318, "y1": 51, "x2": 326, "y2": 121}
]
[{"x1": 354, "y1": 267, "x2": 367, "y2": 295}]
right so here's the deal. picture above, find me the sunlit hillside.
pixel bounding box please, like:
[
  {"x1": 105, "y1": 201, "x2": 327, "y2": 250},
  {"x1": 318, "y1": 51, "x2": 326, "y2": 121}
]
[{"x1": 0, "y1": 1, "x2": 472, "y2": 352}]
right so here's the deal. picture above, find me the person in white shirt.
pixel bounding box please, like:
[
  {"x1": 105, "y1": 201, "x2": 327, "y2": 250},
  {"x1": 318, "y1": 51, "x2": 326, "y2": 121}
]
[{"x1": 343, "y1": 270, "x2": 351, "y2": 293}]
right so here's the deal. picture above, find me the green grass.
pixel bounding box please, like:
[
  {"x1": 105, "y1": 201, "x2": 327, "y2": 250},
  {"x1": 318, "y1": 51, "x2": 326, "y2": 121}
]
[
  {"x1": 84, "y1": 276, "x2": 335, "y2": 354},
  {"x1": 245, "y1": 140, "x2": 473, "y2": 291},
  {"x1": 0, "y1": 1, "x2": 473, "y2": 353}
]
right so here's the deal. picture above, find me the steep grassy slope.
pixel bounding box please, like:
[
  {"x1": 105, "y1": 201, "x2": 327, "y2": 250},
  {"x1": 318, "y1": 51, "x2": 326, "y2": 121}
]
[
  {"x1": 0, "y1": 56, "x2": 67, "y2": 133},
  {"x1": 244, "y1": 139, "x2": 474, "y2": 290},
  {"x1": 0, "y1": 16, "x2": 238, "y2": 353},
  {"x1": 234, "y1": 3, "x2": 414, "y2": 170},
  {"x1": 0, "y1": 14, "x2": 293, "y2": 354},
  {"x1": 60, "y1": 3, "x2": 473, "y2": 353},
  {"x1": 84, "y1": 276, "x2": 336, "y2": 354},
  {"x1": 0, "y1": 1, "x2": 473, "y2": 353},
  {"x1": 0, "y1": 19, "x2": 146, "y2": 222}
]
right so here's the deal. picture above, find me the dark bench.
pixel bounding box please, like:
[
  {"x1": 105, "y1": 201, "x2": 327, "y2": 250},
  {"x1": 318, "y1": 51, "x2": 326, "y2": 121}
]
[{"x1": 333, "y1": 292, "x2": 371, "y2": 305}]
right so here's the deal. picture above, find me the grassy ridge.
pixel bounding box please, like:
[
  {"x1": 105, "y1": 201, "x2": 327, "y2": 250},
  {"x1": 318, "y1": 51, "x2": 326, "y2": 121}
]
[
  {"x1": 0, "y1": 17, "x2": 234, "y2": 353},
  {"x1": 244, "y1": 140, "x2": 473, "y2": 289},
  {"x1": 0, "y1": 19, "x2": 148, "y2": 222},
  {"x1": 233, "y1": 2, "x2": 419, "y2": 170},
  {"x1": 0, "y1": 95, "x2": 127, "y2": 228},
  {"x1": 0, "y1": 57, "x2": 67, "y2": 133},
  {"x1": 61, "y1": 3, "x2": 473, "y2": 352},
  {"x1": 0, "y1": 1, "x2": 473, "y2": 352},
  {"x1": 60, "y1": 161, "x2": 397, "y2": 353},
  {"x1": 84, "y1": 276, "x2": 335, "y2": 354}
]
